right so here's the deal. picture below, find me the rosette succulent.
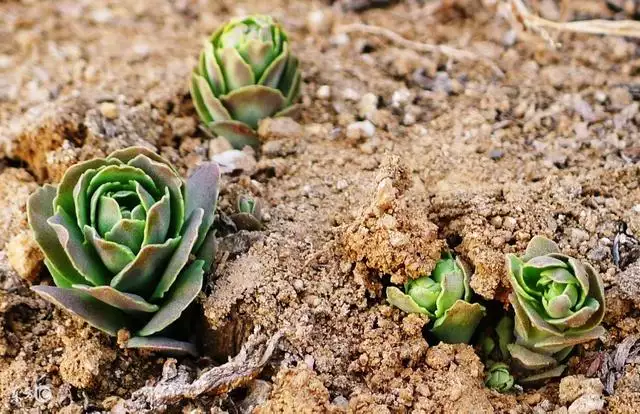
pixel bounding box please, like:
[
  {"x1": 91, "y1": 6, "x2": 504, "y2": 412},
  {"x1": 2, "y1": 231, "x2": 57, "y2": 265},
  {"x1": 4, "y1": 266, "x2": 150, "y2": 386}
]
[
  {"x1": 386, "y1": 252, "x2": 486, "y2": 344},
  {"x1": 190, "y1": 15, "x2": 301, "y2": 149},
  {"x1": 230, "y1": 195, "x2": 265, "y2": 231},
  {"x1": 28, "y1": 147, "x2": 220, "y2": 356},
  {"x1": 485, "y1": 363, "x2": 515, "y2": 392},
  {"x1": 506, "y1": 236, "x2": 606, "y2": 383}
]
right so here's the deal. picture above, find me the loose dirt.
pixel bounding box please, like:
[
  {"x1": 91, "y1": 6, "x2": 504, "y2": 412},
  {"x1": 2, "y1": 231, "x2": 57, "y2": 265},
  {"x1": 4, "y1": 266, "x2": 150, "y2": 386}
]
[{"x1": 1, "y1": 0, "x2": 640, "y2": 412}]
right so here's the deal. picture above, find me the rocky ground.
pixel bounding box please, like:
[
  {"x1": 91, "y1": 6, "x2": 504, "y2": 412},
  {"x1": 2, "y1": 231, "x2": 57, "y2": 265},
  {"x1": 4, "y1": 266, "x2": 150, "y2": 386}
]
[{"x1": 2, "y1": 0, "x2": 640, "y2": 412}]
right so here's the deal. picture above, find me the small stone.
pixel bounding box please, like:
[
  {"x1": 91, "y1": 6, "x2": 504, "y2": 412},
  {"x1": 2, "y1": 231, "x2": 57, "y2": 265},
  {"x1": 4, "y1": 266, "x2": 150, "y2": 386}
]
[
  {"x1": 7, "y1": 231, "x2": 43, "y2": 284},
  {"x1": 402, "y1": 112, "x2": 417, "y2": 126},
  {"x1": 257, "y1": 117, "x2": 302, "y2": 141},
  {"x1": 488, "y1": 148, "x2": 504, "y2": 160},
  {"x1": 332, "y1": 395, "x2": 348, "y2": 409},
  {"x1": 569, "y1": 228, "x2": 589, "y2": 247},
  {"x1": 432, "y1": 71, "x2": 452, "y2": 94},
  {"x1": 170, "y1": 116, "x2": 196, "y2": 137},
  {"x1": 358, "y1": 93, "x2": 379, "y2": 120},
  {"x1": 389, "y1": 231, "x2": 410, "y2": 247},
  {"x1": 293, "y1": 279, "x2": 304, "y2": 291},
  {"x1": 490, "y1": 216, "x2": 503, "y2": 228},
  {"x1": 503, "y1": 217, "x2": 517, "y2": 230},
  {"x1": 211, "y1": 150, "x2": 257, "y2": 174},
  {"x1": 391, "y1": 88, "x2": 413, "y2": 108},
  {"x1": 567, "y1": 394, "x2": 605, "y2": 414},
  {"x1": 316, "y1": 85, "x2": 331, "y2": 100},
  {"x1": 346, "y1": 120, "x2": 375, "y2": 140},
  {"x1": 342, "y1": 88, "x2": 360, "y2": 102},
  {"x1": 99, "y1": 102, "x2": 119, "y2": 120},
  {"x1": 335, "y1": 179, "x2": 349, "y2": 191},
  {"x1": 208, "y1": 137, "x2": 233, "y2": 157},
  {"x1": 559, "y1": 375, "x2": 604, "y2": 405},
  {"x1": 306, "y1": 9, "x2": 333, "y2": 34},
  {"x1": 502, "y1": 29, "x2": 517, "y2": 47},
  {"x1": 594, "y1": 91, "x2": 607, "y2": 103},
  {"x1": 610, "y1": 87, "x2": 633, "y2": 109},
  {"x1": 331, "y1": 33, "x2": 350, "y2": 46}
]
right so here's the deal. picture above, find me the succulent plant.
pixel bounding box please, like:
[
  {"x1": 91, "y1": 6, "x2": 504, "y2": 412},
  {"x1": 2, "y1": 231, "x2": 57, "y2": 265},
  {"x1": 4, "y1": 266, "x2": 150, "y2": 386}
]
[
  {"x1": 28, "y1": 147, "x2": 220, "y2": 356},
  {"x1": 386, "y1": 252, "x2": 486, "y2": 344},
  {"x1": 479, "y1": 315, "x2": 514, "y2": 362},
  {"x1": 506, "y1": 236, "x2": 606, "y2": 383},
  {"x1": 230, "y1": 195, "x2": 265, "y2": 231},
  {"x1": 485, "y1": 362, "x2": 515, "y2": 392},
  {"x1": 190, "y1": 15, "x2": 301, "y2": 149}
]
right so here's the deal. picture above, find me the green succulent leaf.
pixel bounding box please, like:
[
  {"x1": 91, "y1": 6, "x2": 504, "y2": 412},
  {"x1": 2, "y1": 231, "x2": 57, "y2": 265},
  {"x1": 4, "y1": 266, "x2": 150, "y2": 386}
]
[
  {"x1": 150, "y1": 208, "x2": 204, "y2": 301},
  {"x1": 126, "y1": 336, "x2": 197, "y2": 357},
  {"x1": 209, "y1": 120, "x2": 261, "y2": 149},
  {"x1": 137, "y1": 260, "x2": 204, "y2": 337},
  {"x1": 431, "y1": 300, "x2": 486, "y2": 344},
  {"x1": 72, "y1": 284, "x2": 159, "y2": 313},
  {"x1": 386, "y1": 286, "x2": 431, "y2": 316},
  {"x1": 184, "y1": 162, "x2": 221, "y2": 251},
  {"x1": 386, "y1": 253, "x2": 485, "y2": 344},
  {"x1": 29, "y1": 185, "x2": 87, "y2": 287},
  {"x1": 31, "y1": 285, "x2": 128, "y2": 336}
]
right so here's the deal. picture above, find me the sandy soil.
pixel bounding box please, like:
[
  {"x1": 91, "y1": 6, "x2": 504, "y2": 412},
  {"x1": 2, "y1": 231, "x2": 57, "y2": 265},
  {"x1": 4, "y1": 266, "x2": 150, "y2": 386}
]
[{"x1": 1, "y1": 0, "x2": 640, "y2": 412}]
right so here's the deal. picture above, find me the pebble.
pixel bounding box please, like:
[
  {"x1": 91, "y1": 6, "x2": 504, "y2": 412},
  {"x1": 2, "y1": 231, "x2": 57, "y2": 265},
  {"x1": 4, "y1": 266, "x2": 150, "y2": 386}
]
[
  {"x1": 306, "y1": 9, "x2": 333, "y2": 34},
  {"x1": 316, "y1": 85, "x2": 331, "y2": 100},
  {"x1": 332, "y1": 395, "x2": 349, "y2": 409},
  {"x1": 559, "y1": 375, "x2": 604, "y2": 405},
  {"x1": 331, "y1": 33, "x2": 350, "y2": 46},
  {"x1": 610, "y1": 87, "x2": 632, "y2": 109},
  {"x1": 346, "y1": 120, "x2": 375, "y2": 140},
  {"x1": 402, "y1": 112, "x2": 416, "y2": 126},
  {"x1": 488, "y1": 148, "x2": 504, "y2": 160},
  {"x1": 358, "y1": 93, "x2": 378, "y2": 120},
  {"x1": 567, "y1": 394, "x2": 605, "y2": 414},
  {"x1": 211, "y1": 150, "x2": 257, "y2": 174},
  {"x1": 335, "y1": 179, "x2": 349, "y2": 191},
  {"x1": 170, "y1": 116, "x2": 196, "y2": 137},
  {"x1": 99, "y1": 102, "x2": 119, "y2": 119},
  {"x1": 257, "y1": 117, "x2": 302, "y2": 141},
  {"x1": 432, "y1": 71, "x2": 452, "y2": 94},
  {"x1": 391, "y1": 88, "x2": 413, "y2": 108},
  {"x1": 293, "y1": 279, "x2": 304, "y2": 291},
  {"x1": 569, "y1": 228, "x2": 589, "y2": 247},
  {"x1": 503, "y1": 217, "x2": 517, "y2": 230},
  {"x1": 342, "y1": 88, "x2": 360, "y2": 102},
  {"x1": 7, "y1": 231, "x2": 43, "y2": 283},
  {"x1": 208, "y1": 136, "x2": 233, "y2": 157}
]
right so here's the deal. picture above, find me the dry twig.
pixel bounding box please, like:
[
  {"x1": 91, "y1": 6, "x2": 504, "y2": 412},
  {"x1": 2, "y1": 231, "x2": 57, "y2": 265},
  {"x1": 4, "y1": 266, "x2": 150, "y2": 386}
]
[
  {"x1": 113, "y1": 329, "x2": 283, "y2": 413},
  {"x1": 511, "y1": 0, "x2": 640, "y2": 44},
  {"x1": 335, "y1": 23, "x2": 505, "y2": 78}
]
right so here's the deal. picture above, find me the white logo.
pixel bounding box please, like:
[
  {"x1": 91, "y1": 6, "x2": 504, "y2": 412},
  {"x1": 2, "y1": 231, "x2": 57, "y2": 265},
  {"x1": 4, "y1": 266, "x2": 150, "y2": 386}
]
[{"x1": 33, "y1": 384, "x2": 52, "y2": 403}]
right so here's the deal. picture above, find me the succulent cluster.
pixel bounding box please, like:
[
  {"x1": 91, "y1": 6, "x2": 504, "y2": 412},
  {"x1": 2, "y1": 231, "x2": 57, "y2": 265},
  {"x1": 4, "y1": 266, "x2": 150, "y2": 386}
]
[
  {"x1": 506, "y1": 236, "x2": 606, "y2": 384},
  {"x1": 386, "y1": 237, "x2": 607, "y2": 391},
  {"x1": 386, "y1": 252, "x2": 486, "y2": 344},
  {"x1": 28, "y1": 147, "x2": 220, "y2": 355},
  {"x1": 190, "y1": 15, "x2": 301, "y2": 149}
]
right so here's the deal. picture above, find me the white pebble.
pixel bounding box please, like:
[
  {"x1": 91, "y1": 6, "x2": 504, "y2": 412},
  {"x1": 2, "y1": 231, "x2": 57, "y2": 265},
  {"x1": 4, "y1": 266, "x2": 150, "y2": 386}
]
[{"x1": 316, "y1": 85, "x2": 331, "y2": 100}]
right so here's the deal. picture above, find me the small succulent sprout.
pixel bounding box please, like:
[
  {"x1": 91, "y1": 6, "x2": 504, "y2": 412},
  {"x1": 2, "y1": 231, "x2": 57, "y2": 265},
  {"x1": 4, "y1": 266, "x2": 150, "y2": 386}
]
[
  {"x1": 485, "y1": 362, "x2": 515, "y2": 392},
  {"x1": 506, "y1": 236, "x2": 606, "y2": 384},
  {"x1": 386, "y1": 252, "x2": 486, "y2": 344},
  {"x1": 479, "y1": 315, "x2": 514, "y2": 361},
  {"x1": 191, "y1": 15, "x2": 301, "y2": 149},
  {"x1": 28, "y1": 147, "x2": 221, "y2": 356},
  {"x1": 230, "y1": 195, "x2": 265, "y2": 231}
]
